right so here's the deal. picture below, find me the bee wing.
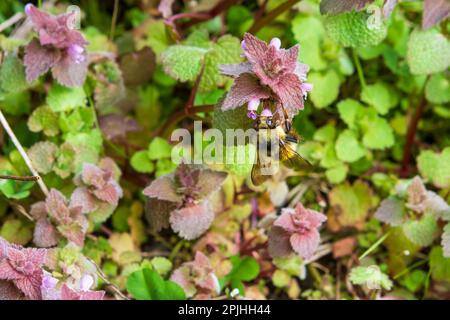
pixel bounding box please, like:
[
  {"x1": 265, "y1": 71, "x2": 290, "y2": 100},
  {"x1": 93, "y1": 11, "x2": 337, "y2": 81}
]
[
  {"x1": 251, "y1": 152, "x2": 273, "y2": 186},
  {"x1": 279, "y1": 139, "x2": 313, "y2": 171}
]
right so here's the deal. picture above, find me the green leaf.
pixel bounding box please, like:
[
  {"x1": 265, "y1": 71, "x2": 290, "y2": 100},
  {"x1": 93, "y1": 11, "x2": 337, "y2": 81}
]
[
  {"x1": 223, "y1": 144, "x2": 256, "y2": 177},
  {"x1": 127, "y1": 268, "x2": 186, "y2": 300},
  {"x1": 429, "y1": 246, "x2": 450, "y2": 283},
  {"x1": 292, "y1": 16, "x2": 327, "y2": 70},
  {"x1": 199, "y1": 35, "x2": 242, "y2": 92},
  {"x1": 272, "y1": 270, "x2": 291, "y2": 288},
  {"x1": 213, "y1": 100, "x2": 254, "y2": 140},
  {"x1": 65, "y1": 129, "x2": 103, "y2": 173},
  {"x1": 273, "y1": 256, "x2": 303, "y2": 277},
  {"x1": 46, "y1": 84, "x2": 86, "y2": 112},
  {"x1": 228, "y1": 255, "x2": 260, "y2": 282},
  {"x1": 337, "y1": 99, "x2": 364, "y2": 129},
  {"x1": 308, "y1": 70, "x2": 340, "y2": 108},
  {"x1": 161, "y1": 45, "x2": 209, "y2": 82},
  {"x1": 148, "y1": 137, "x2": 172, "y2": 160},
  {"x1": 150, "y1": 257, "x2": 173, "y2": 276},
  {"x1": 399, "y1": 270, "x2": 427, "y2": 293},
  {"x1": 325, "y1": 164, "x2": 348, "y2": 184},
  {"x1": 27, "y1": 106, "x2": 60, "y2": 136},
  {"x1": 349, "y1": 266, "x2": 393, "y2": 290},
  {"x1": 361, "y1": 113, "x2": 394, "y2": 150},
  {"x1": 0, "y1": 219, "x2": 33, "y2": 245},
  {"x1": 335, "y1": 129, "x2": 366, "y2": 163},
  {"x1": 417, "y1": 147, "x2": 450, "y2": 189},
  {"x1": 130, "y1": 151, "x2": 155, "y2": 173},
  {"x1": 361, "y1": 82, "x2": 398, "y2": 115},
  {"x1": 136, "y1": 20, "x2": 171, "y2": 57},
  {"x1": 0, "y1": 54, "x2": 29, "y2": 94},
  {"x1": 425, "y1": 73, "x2": 450, "y2": 104},
  {"x1": 0, "y1": 171, "x2": 35, "y2": 200},
  {"x1": 329, "y1": 180, "x2": 374, "y2": 229},
  {"x1": 28, "y1": 141, "x2": 58, "y2": 174},
  {"x1": 402, "y1": 214, "x2": 438, "y2": 247},
  {"x1": 313, "y1": 124, "x2": 336, "y2": 144},
  {"x1": 325, "y1": 10, "x2": 387, "y2": 48},
  {"x1": 407, "y1": 28, "x2": 450, "y2": 75}
]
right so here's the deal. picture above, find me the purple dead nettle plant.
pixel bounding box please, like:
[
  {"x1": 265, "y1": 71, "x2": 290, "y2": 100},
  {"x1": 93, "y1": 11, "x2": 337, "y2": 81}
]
[
  {"x1": 23, "y1": 4, "x2": 88, "y2": 87},
  {"x1": 143, "y1": 164, "x2": 227, "y2": 240},
  {"x1": 30, "y1": 189, "x2": 88, "y2": 247},
  {"x1": 220, "y1": 33, "x2": 312, "y2": 120},
  {"x1": 268, "y1": 203, "x2": 327, "y2": 260},
  {"x1": 170, "y1": 251, "x2": 220, "y2": 298},
  {"x1": 70, "y1": 159, "x2": 123, "y2": 224},
  {"x1": 0, "y1": 236, "x2": 47, "y2": 300}
]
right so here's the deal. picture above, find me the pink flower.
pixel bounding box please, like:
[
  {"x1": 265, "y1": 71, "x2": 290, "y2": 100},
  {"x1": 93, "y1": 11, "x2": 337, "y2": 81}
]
[
  {"x1": 23, "y1": 4, "x2": 88, "y2": 87},
  {"x1": 268, "y1": 204, "x2": 327, "y2": 259},
  {"x1": 220, "y1": 33, "x2": 312, "y2": 119},
  {"x1": 170, "y1": 251, "x2": 220, "y2": 298},
  {"x1": 0, "y1": 239, "x2": 46, "y2": 300}
]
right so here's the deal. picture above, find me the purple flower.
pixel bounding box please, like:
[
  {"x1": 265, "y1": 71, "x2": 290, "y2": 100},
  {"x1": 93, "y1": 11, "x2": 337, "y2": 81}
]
[
  {"x1": 23, "y1": 4, "x2": 88, "y2": 87},
  {"x1": 268, "y1": 203, "x2": 327, "y2": 259},
  {"x1": 220, "y1": 33, "x2": 312, "y2": 119}
]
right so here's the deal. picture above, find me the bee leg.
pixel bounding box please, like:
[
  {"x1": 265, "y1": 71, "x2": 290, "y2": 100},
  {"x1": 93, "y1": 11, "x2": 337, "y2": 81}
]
[{"x1": 284, "y1": 119, "x2": 292, "y2": 132}]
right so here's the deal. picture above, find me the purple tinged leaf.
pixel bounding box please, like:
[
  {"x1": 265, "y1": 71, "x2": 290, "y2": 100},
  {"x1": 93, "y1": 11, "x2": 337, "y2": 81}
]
[
  {"x1": 60, "y1": 284, "x2": 105, "y2": 300},
  {"x1": 406, "y1": 176, "x2": 428, "y2": 213},
  {"x1": 268, "y1": 226, "x2": 293, "y2": 258},
  {"x1": 269, "y1": 204, "x2": 326, "y2": 259},
  {"x1": 143, "y1": 175, "x2": 183, "y2": 204},
  {"x1": 219, "y1": 62, "x2": 253, "y2": 78},
  {"x1": 33, "y1": 219, "x2": 59, "y2": 248},
  {"x1": 99, "y1": 114, "x2": 139, "y2": 142},
  {"x1": 169, "y1": 201, "x2": 215, "y2": 240},
  {"x1": 145, "y1": 198, "x2": 176, "y2": 232},
  {"x1": 70, "y1": 187, "x2": 98, "y2": 214},
  {"x1": 195, "y1": 169, "x2": 228, "y2": 199},
  {"x1": 52, "y1": 54, "x2": 88, "y2": 88},
  {"x1": 0, "y1": 280, "x2": 24, "y2": 300},
  {"x1": 170, "y1": 251, "x2": 220, "y2": 298},
  {"x1": 23, "y1": 39, "x2": 59, "y2": 83},
  {"x1": 375, "y1": 196, "x2": 406, "y2": 226},
  {"x1": 222, "y1": 73, "x2": 271, "y2": 110},
  {"x1": 0, "y1": 242, "x2": 46, "y2": 300},
  {"x1": 423, "y1": 0, "x2": 450, "y2": 29}
]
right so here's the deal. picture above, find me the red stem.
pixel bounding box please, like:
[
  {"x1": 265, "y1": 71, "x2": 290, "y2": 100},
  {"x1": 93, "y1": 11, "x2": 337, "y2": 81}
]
[
  {"x1": 248, "y1": 0, "x2": 301, "y2": 34},
  {"x1": 400, "y1": 96, "x2": 427, "y2": 178}
]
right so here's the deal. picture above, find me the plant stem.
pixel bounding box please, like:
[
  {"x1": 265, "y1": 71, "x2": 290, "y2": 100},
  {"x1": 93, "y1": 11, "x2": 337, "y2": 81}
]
[
  {"x1": 352, "y1": 49, "x2": 366, "y2": 88},
  {"x1": 358, "y1": 230, "x2": 391, "y2": 261},
  {"x1": 0, "y1": 12, "x2": 24, "y2": 33},
  {"x1": 400, "y1": 95, "x2": 427, "y2": 178},
  {"x1": 110, "y1": 0, "x2": 119, "y2": 40},
  {"x1": 179, "y1": 0, "x2": 241, "y2": 29},
  {"x1": 248, "y1": 0, "x2": 301, "y2": 34},
  {"x1": 0, "y1": 175, "x2": 40, "y2": 181},
  {"x1": 157, "y1": 104, "x2": 215, "y2": 138},
  {"x1": 0, "y1": 110, "x2": 49, "y2": 196}
]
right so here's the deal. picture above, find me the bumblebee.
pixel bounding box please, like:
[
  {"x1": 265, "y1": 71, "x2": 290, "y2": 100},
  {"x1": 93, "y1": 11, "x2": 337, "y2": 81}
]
[{"x1": 251, "y1": 114, "x2": 312, "y2": 186}]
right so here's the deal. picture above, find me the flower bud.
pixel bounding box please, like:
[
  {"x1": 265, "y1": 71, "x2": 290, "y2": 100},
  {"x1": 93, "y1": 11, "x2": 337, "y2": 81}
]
[
  {"x1": 247, "y1": 98, "x2": 260, "y2": 111},
  {"x1": 269, "y1": 38, "x2": 281, "y2": 50},
  {"x1": 261, "y1": 108, "x2": 273, "y2": 117}
]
